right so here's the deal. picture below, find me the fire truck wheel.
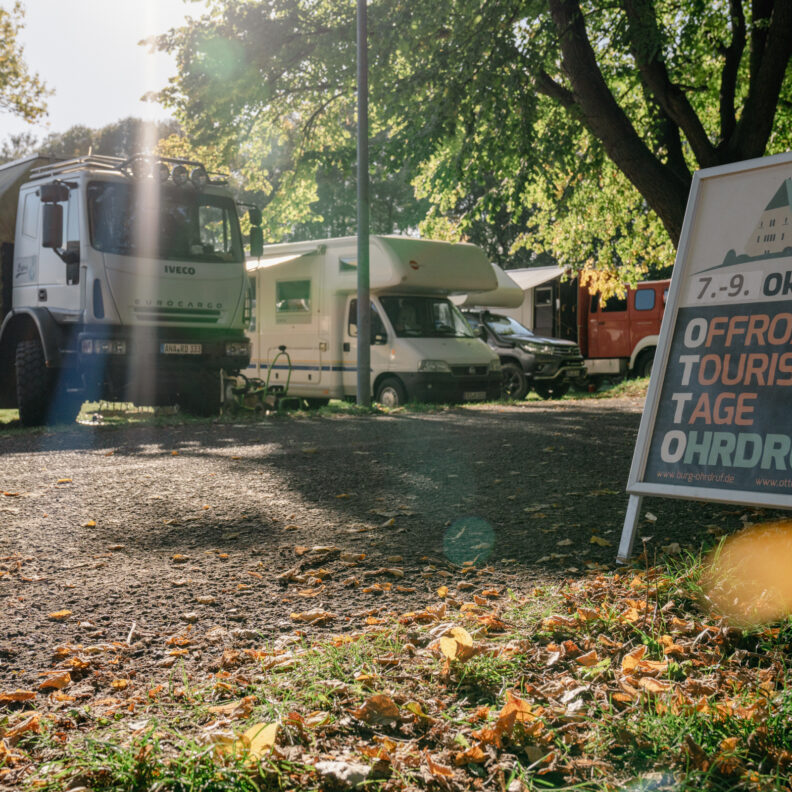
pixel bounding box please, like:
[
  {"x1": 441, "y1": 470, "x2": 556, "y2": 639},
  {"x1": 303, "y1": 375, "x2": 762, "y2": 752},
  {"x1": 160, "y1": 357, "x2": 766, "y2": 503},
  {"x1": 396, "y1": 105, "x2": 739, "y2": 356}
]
[
  {"x1": 375, "y1": 377, "x2": 407, "y2": 408},
  {"x1": 500, "y1": 362, "x2": 528, "y2": 400},
  {"x1": 534, "y1": 381, "x2": 569, "y2": 400},
  {"x1": 635, "y1": 349, "x2": 655, "y2": 378},
  {"x1": 15, "y1": 339, "x2": 52, "y2": 427}
]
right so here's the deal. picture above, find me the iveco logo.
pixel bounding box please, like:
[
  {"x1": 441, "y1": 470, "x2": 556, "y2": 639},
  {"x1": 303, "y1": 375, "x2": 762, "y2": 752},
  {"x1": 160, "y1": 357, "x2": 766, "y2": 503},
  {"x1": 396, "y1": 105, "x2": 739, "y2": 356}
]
[{"x1": 164, "y1": 265, "x2": 196, "y2": 275}]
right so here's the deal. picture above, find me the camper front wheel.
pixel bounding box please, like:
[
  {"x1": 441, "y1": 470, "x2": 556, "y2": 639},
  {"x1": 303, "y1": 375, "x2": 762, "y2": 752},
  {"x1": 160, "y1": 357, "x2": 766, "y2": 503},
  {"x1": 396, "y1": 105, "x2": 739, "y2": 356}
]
[{"x1": 375, "y1": 377, "x2": 407, "y2": 408}]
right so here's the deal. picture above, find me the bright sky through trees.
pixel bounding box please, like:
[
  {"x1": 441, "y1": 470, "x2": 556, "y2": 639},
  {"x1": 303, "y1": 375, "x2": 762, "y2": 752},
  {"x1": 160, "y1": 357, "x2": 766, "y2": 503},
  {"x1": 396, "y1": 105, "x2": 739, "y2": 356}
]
[{"x1": 0, "y1": 0, "x2": 206, "y2": 139}]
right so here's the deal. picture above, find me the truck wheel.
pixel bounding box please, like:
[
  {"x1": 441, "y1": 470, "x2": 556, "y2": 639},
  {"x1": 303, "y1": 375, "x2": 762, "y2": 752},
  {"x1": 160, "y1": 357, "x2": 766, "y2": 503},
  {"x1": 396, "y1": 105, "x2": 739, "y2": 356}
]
[
  {"x1": 500, "y1": 362, "x2": 528, "y2": 400},
  {"x1": 534, "y1": 382, "x2": 569, "y2": 400},
  {"x1": 15, "y1": 339, "x2": 52, "y2": 427},
  {"x1": 180, "y1": 369, "x2": 222, "y2": 417},
  {"x1": 635, "y1": 349, "x2": 655, "y2": 378},
  {"x1": 375, "y1": 377, "x2": 407, "y2": 408}
]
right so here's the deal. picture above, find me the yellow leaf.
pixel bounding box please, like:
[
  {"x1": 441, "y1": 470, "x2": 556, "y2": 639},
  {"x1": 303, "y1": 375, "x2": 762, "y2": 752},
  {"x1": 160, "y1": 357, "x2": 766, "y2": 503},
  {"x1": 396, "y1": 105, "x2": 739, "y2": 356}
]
[
  {"x1": 439, "y1": 636, "x2": 459, "y2": 660},
  {"x1": 208, "y1": 695, "x2": 256, "y2": 718},
  {"x1": 56, "y1": 478, "x2": 72, "y2": 484},
  {"x1": 290, "y1": 609, "x2": 336, "y2": 624},
  {"x1": 352, "y1": 694, "x2": 400, "y2": 724},
  {"x1": 335, "y1": 493, "x2": 351, "y2": 499},
  {"x1": 242, "y1": 722, "x2": 278, "y2": 760},
  {"x1": 111, "y1": 679, "x2": 129, "y2": 689},
  {"x1": 576, "y1": 650, "x2": 599, "y2": 666},
  {"x1": 449, "y1": 626, "x2": 473, "y2": 646},
  {"x1": 437, "y1": 585, "x2": 449, "y2": 599},
  {"x1": 0, "y1": 689, "x2": 36, "y2": 703},
  {"x1": 590, "y1": 535, "x2": 611, "y2": 546},
  {"x1": 48, "y1": 610, "x2": 72, "y2": 621},
  {"x1": 638, "y1": 677, "x2": 672, "y2": 694},
  {"x1": 621, "y1": 645, "x2": 647, "y2": 674},
  {"x1": 83, "y1": 520, "x2": 96, "y2": 528},
  {"x1": 39, "y1": 672, "x2": 71, "y2": 691}
]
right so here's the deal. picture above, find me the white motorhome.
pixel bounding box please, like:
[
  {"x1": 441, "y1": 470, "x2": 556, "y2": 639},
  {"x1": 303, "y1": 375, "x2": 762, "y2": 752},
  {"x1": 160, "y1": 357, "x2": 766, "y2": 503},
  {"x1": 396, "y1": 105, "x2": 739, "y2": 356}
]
[{"x1": 245, "y1": 236, "x2": 502, "y2": 406}]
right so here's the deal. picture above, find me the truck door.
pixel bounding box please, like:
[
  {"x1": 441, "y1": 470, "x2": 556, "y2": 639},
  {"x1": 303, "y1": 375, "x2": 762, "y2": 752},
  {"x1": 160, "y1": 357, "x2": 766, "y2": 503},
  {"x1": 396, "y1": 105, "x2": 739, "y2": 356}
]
[
  {"x1": 342, "y1": 298, "x2": 388, "y2": 396},
  {"x1": 38, "y1": 190, "x2": 82, "y2": 314},
  {"x1": 587, "y1": 292, "x2": 630, "y2": 358},
  {"x1": 629, "y1": 286, "x2": 662, "y2": 351}
]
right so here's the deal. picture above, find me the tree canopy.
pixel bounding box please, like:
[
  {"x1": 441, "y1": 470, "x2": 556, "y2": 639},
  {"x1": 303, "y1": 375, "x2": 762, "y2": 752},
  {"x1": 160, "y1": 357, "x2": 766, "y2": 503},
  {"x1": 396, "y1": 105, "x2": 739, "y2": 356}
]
[
  {"x1": 159, "y1": 2, "x2": 791, "y2": 278},
  {"x1": 0, "y1": 2, "x2": 48, "y2": 124}
]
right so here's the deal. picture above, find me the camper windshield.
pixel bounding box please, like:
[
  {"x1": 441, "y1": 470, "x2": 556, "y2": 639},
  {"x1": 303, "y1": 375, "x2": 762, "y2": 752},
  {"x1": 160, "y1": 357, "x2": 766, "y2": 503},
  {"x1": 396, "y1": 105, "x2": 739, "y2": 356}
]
[
  {"x1": 380, "y1": 296, "x2": 475, "y2": 338},
  {"x1": 87, "y1": 181, "x2": 243, "y2": 263},
  {"x1": 484, "y1": 313, "x2": 535, "y2": 339}
]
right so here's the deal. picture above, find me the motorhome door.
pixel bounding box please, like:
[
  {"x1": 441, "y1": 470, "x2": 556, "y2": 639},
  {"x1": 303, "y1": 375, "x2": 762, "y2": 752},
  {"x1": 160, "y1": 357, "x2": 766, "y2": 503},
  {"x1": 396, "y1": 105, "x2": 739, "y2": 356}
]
[{"x1": 342, "y1": 298, "x2": 389, "y2": 395}]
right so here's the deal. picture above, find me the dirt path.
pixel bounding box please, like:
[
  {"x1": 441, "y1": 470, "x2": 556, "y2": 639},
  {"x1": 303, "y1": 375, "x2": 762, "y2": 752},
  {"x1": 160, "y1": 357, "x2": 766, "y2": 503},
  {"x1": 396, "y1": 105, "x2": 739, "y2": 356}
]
[{"x1": 0, "y1": 397, "x2": 757, "y2": 691}]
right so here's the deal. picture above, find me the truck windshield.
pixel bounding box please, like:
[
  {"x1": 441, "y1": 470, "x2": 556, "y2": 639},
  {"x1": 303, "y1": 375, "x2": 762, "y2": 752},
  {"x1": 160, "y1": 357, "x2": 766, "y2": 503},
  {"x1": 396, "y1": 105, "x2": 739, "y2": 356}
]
[
  {"x1": 379, "y1": 296, "x2": 475, "y2": 338},
  {"x1": 485, "y1": 314, "x2": 535, "y2": 338},
  {"x1": 87, "y1": 181, "x2": 243, "y2": 263}
]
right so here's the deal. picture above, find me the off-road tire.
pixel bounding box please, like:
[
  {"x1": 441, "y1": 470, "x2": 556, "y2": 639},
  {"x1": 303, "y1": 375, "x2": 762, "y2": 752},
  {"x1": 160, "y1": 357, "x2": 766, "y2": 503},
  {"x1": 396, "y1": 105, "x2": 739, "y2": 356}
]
[
  {"x1": 634, "y1": 349, "x2": 656, "y2": 378},
  {"x1": 15, "y1": 339, "x2": 52, "y2": 427},
  {"x1": 534, "y1": 381, "x2": 570, "y2": 400},
  {"x1": 375, "y1": 377, "x2": 407, "y2": 408},
  {"x1": 500, "y1": 362, "x2": 528, "y2": 401}
]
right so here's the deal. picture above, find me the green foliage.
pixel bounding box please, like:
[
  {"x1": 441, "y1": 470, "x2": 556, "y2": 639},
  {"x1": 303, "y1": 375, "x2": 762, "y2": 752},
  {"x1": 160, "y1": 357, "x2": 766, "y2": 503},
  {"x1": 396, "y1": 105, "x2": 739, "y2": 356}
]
[
  {"x1": 155, "y1": 0, "x2": 792, "y2": 282},
  {"x1": 0, "y1": 2, "x2": 48, "y2": 124}
]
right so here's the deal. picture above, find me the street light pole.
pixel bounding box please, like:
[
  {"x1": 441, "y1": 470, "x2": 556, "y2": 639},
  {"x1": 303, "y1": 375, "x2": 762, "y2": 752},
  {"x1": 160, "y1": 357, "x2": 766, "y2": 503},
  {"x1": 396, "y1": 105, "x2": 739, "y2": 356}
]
[{"x1": 356, "y1": 0, "x2": 371, "y2": 406}]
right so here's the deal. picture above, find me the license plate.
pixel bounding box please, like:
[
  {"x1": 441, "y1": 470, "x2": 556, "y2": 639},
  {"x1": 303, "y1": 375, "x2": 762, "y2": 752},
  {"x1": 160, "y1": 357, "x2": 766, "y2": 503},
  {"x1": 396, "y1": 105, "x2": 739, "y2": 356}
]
[
  {"x1": 161, "y1": 343, "x2": 202, "y2": 355},
  {"x1": 463, "y1": 391, "x2": 486, "y2": 401}
]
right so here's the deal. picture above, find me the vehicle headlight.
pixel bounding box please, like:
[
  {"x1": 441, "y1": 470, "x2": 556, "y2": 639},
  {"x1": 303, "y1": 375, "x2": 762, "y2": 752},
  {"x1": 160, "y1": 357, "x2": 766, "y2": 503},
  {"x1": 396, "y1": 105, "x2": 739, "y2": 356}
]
[
  {"x1": 519, "y1": 341, "x2": 554, "y2": 355},
  {"x1": 81, "y1": 339, "x2": 126, "y2": 354},
  {"x1": 225, "y1": 341, "x2": 250, "y2": 357},
  {"x1": 488, "y1": 357, "x2": 502, "y2": 372},
  {"x1": 418, "y1": 359, "x2": 452, "y2": 373}
]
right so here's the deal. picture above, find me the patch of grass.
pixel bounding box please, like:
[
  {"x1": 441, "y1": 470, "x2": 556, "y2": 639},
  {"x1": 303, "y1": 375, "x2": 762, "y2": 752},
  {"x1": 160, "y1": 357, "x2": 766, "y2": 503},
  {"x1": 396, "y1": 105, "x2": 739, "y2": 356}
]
[{"x1": 13, "y1": 554, "x2": 792, "y2": 791}]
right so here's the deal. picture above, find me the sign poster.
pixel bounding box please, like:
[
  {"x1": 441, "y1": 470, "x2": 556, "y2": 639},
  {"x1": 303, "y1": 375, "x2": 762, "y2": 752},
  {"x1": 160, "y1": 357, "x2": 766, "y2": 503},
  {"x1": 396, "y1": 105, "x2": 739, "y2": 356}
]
[{"x1": 627, "y1": 152, "x2": 792, "y2": 511}]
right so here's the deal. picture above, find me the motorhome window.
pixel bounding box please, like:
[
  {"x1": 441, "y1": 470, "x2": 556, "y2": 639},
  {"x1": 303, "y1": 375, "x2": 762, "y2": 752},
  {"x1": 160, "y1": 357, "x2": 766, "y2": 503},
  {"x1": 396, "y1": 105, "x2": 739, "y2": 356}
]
[
  {"x1": 380, "y1": 296, "x2": 475, "y2": 338},
  {"x1": 601, "y1": 294, "x2": 627, "y2": 312},
  {"x1": 276, "y1": 279, "x2": 311, "y2": 317},
  {"x1": 339, "y1": 257, "x2": 357, "y2": 272},
  {"x1": 87, "y1": 181, "x2": 243, "y2": 263},
  {"x1": 634, "y1": 289, "x2": 655, "y2": 311},
  {"x1": 22, "y1": 192, "x2": 38, "y2": 238},
  {"x1": 348, "y1": 299, "x2": 387, "y2": 343},
  {"x1": 484, "y1": 313, "x2": 535, "y2": 339},
  {"x1": 535, "y1": 287, "x2": 552, "y2": 306}
]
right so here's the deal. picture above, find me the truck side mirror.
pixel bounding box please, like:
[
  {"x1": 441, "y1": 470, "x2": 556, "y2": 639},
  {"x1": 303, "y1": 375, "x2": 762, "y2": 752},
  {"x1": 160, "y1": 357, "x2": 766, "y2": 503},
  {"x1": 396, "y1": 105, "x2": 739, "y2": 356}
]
[
  {"x1": 40, "y1": 182, "x2": 70, "y2": 203},
  {"x1": 249, "y1": 226, "x2": 263, "y2": 258},
  {"x1": 42, "y1": 204, "x2": 63, "y2": 249},
  {"x1": 476, "y1": 325, "x2": 487, "y2": 340}
]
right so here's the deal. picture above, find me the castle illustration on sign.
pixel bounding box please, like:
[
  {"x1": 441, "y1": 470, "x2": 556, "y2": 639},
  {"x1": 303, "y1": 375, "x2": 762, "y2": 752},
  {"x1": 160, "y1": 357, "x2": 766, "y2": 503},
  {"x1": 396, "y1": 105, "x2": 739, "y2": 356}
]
[{"x1": 712, "y1": 178, "x2": 792, "y2": 270}]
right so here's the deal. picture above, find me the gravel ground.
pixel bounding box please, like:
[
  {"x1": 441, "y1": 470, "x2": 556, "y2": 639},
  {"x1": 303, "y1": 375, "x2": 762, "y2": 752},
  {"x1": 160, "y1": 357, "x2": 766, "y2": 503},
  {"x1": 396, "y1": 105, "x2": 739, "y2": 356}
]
[{"x1": 0, "y1": 396, "x2": 762, "y2": 692}]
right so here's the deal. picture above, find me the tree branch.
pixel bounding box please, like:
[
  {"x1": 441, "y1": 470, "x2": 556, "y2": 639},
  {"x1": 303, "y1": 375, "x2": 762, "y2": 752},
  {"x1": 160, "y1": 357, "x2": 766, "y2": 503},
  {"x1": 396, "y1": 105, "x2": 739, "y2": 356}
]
[
  {"x1": 547, "y1": 0, "x2": 690, "y2": 244},
  {"x1": 621, "y1": 0, "x2": 718, "y2": 167},
  {"x1": 728, "y1": 0, "x2": 792, "y2": 158},
  {"x1": 717, "y1": 0, "x2": 746, "y2": 145}
]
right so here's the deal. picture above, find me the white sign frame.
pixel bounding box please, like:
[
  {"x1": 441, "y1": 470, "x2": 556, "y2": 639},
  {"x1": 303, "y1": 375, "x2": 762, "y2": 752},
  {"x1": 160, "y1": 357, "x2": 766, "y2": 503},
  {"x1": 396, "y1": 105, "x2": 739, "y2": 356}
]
[{"x1": 619, "y1": 151, "x2": 792, "y2": 561}]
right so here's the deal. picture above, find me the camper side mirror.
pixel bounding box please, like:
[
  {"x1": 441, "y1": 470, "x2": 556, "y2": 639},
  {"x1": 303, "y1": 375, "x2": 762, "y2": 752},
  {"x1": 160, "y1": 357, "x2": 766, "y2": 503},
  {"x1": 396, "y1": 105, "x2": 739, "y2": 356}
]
[
  {"x1": 41, "y1": 204, "x2": 64, "y2": 249},
  {"x1": 248, "y1": 207, "x2": 262, "y2": 226},
  {"x1": 475, "y1": 325, "x2": 487, "y2": 340},
  {"x1": 249, "y1": 226, "x2": 263, "y2": 258}
]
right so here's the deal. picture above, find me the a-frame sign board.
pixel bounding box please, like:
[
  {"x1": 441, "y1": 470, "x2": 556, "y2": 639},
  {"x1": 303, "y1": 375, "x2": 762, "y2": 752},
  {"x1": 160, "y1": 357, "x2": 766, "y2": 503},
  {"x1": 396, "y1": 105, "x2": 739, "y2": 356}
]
[{"x1": 619, "y1": 151, "x2": 792, "y2": 562}]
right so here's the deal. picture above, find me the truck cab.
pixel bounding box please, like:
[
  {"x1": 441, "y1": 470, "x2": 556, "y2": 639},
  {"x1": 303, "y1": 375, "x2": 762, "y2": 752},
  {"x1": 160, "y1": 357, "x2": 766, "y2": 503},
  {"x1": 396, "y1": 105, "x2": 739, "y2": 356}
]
[{"x1": 0, "y1": 154, "x2": 257, "y2": 425}]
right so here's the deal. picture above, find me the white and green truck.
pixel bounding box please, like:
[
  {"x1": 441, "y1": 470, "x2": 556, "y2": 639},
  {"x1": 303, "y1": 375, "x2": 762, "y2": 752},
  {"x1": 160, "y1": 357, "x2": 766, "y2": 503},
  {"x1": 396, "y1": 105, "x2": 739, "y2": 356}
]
[{"x1": 0, "y1": 154, "x2": 258, "y2": 425}]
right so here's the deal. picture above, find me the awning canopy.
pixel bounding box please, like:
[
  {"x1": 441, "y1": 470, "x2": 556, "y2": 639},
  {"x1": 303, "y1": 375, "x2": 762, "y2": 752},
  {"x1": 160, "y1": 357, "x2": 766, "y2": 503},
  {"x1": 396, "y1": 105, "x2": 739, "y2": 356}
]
[
  {"x1": 246, "y1": 249, "x2": 319, "y2": 271},
  {"x1": 506, "y1": 266, "x2": 565, "y2": 291}
]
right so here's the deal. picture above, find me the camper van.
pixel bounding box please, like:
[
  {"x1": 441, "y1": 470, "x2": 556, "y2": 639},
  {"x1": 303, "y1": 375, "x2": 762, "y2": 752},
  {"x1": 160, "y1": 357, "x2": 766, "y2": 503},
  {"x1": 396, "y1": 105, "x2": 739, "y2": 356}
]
[{"x1": 245, "y1": 236, "x2": 503, "y2": 407}]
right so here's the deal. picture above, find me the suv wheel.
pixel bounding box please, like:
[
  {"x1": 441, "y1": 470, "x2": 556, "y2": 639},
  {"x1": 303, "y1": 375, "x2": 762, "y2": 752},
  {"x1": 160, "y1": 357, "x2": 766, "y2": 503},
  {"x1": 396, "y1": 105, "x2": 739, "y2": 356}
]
[{"x1": 501, "y1": 362, "x2": 528, "y2": 400}]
